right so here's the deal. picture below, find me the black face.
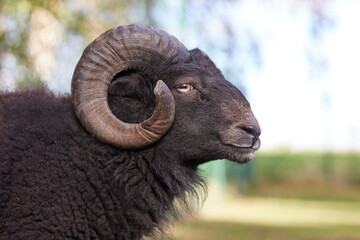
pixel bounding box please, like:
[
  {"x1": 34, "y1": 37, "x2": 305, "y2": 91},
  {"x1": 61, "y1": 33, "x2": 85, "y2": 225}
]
[{"x1": 108, "y1": 49, "x2": 261, "y2": 167}]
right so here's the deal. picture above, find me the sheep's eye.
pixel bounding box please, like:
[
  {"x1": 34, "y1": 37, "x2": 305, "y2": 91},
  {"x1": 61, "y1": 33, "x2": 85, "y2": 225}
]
[{"x1": 176, "y1": 84, "x2": 194, "y2": 93}]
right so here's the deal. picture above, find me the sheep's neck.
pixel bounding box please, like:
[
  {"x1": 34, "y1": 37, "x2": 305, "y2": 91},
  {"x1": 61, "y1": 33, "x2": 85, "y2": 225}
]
[{"x1": 105, "y1": 149, "x2": 206, "y2": 238}]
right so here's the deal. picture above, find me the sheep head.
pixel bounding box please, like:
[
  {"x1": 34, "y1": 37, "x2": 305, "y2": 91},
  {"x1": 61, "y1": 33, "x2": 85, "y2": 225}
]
[
  {"x1": 72, "y1": 24, "x2": 260, "y2": 165},
  {"x1": 158, "y1": 49, "x2": 261, "y2": 165}
]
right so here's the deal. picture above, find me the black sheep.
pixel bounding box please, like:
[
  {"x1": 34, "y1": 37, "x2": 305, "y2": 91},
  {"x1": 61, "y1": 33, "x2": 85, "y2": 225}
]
[{"x1": 0, "y1": 25, "x2": 261, "y2": 240}]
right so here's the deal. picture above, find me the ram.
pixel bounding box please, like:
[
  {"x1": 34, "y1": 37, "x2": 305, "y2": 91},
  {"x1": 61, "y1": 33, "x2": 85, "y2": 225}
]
[{"x1": 0, "y1": 25, "x2": 261, "y2": 240}]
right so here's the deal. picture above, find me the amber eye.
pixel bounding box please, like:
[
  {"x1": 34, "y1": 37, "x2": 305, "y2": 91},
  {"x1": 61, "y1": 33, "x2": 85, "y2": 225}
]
[{"x1": 176, "y1": 84, "x2": 194, "y2": 93}]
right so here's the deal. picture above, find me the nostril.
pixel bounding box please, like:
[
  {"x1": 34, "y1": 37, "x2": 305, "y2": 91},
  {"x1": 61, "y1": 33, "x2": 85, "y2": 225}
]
[{"x1": 241, "y1": 125, "x2": 261, "y2": 139}]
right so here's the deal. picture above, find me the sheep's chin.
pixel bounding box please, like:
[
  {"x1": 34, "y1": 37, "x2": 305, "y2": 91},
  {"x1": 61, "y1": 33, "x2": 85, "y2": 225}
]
[{"x1": 222, "y1": 145, "x2": 257, "y2": 164}]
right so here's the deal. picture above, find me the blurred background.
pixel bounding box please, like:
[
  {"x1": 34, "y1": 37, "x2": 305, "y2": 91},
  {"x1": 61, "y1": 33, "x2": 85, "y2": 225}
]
[{"x1": 1, "y1": 0, "x2": 359, "y2": 239}]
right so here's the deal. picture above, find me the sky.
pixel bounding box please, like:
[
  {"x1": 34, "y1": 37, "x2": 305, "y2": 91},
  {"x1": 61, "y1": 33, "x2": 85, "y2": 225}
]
[{"x1": 240, "y1": 1, "x2": 360, "y2": 151}]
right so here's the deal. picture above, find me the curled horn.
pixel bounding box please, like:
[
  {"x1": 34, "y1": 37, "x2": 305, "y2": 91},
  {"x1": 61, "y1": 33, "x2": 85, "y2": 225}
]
[{"x1": 71, "y1": 25, "x2": 190, "y2": 149}]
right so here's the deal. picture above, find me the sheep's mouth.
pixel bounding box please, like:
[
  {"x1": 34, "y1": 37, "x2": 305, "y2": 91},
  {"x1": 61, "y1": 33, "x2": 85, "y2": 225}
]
[
  {"x1": 226, "y1": 138, "x2": 261, "y2": 151},
  {"x1": 222, "y1": 139, "x2": 260, "y2": 164}
]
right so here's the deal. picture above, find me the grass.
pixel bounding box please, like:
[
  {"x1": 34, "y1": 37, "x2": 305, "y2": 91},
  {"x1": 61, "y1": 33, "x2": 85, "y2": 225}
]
[
  {"x1": 160, "y1": 179, "x2": 360, "y2": 240},
  {"x1": 166, "y1": 220, "x2": 360, "y2": 240},
  {"x1": 161, "y1": 151, "x2": 360, "y2": 240},
  {"x1": 161, "y1": 195, "x2": 360, "y2": 240}
]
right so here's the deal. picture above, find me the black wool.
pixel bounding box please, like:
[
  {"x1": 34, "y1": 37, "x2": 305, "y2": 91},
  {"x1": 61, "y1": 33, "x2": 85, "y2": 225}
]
[{"x1": 0, "y1": 90, "x2": 206, "y2": 239}]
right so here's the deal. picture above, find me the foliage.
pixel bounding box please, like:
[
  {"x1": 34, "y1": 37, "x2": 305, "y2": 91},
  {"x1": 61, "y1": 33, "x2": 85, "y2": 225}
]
[
  {"x1": 200, "y1": 151, "x2": 360, "y2": 201},
  {"x1": 204, "y1": 151, "x2": 360, "y2": 201},
  {"x1": 0, "y1": 0, "x2": 155, "y2": 89},
  {"x1": 252, "y1": 151, "x2": 360, "y2": 185}
]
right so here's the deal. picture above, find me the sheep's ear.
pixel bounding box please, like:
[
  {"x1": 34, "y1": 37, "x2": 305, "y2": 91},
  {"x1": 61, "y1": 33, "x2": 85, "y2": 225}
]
[
  {"x1": 109, "y1": 78, "x2": 131, "y2": 95},
  {"x1": 109, "y1": 74, "x2": 144, "y2": 99}
]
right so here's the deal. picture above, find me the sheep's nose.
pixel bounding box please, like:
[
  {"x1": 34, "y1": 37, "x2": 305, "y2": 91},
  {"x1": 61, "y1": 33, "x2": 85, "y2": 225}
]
[{"x1": 241, "y1": 125, "x2": 261, "y2": 140}]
